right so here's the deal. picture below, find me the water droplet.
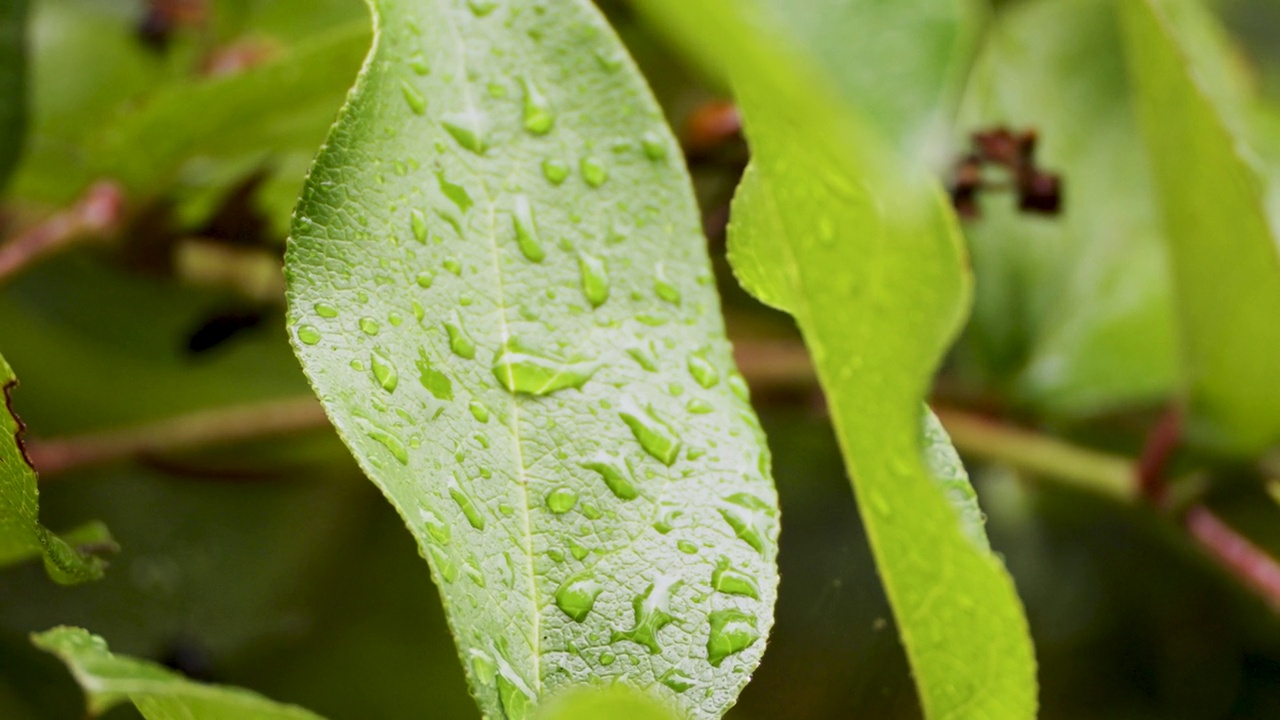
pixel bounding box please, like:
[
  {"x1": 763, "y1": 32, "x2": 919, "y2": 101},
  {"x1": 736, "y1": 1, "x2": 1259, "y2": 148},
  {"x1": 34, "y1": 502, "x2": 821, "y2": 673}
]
[
  {"x1": 409, "y1": 52, "x2": 430, "y2": 75},
  {"x1": 542, "y1": 158, "x2": 569, "y2": 184},
  {"x1": 641, "y1": 131, "x2": 667, "y2": 160},
  {"x1": 660, "y1": 668, "x2": 693, "y2": 692},
  {"x1": 297, "y1": 325, "x2": 321, "y2": 345},
  {"x1": 314, "y1": 302, "x2": 339, "y2": 319},
  {"x1": 546, "y1": 486, "x2": 578, "y2": 514},
  {"x1": 554, "y1": 571, "x2": 603, "y2": 622},
  {"x1": 687, "y1": 351, "x2": 719, "y2": 388},
  {"x1": 612, "y1": 575, "x2": 680, "y2": 653},
  {"x1": 511, "y1": 195, "x2": 544, "y2": 262},
  {"x1": 470, "y1": 649, "x2": 497, "y2": 685},
  {"x1": 728, "y1": 372, "x2": 750, "y2": 401},
  {"x1": 619, "y1": 399, "x2": 682, "y2": 466},
  {"x1": 654, "y1": 264, "x2": 682, "y2": 305},
  {"x1": 444, "y1": 312, "x2": 477, "y2": 359},
  {"x1": 677, "y1": 540, "x2": 698, "y2": 554},
  {"x1": 653, "y1": 509, "x2": 681, "y2": 534},
  {"x1": 410, "y1": 209, "x2": 429, "y2": 243},
  {"x1": 443, "y1": 258, "x2": 463, "y2": 276},
  {"x1": 719, "y1": 493, "x2": 772, "y2": 555},
  {"x1": 469, "y1": 400, "x2": 490, "y2": 423},
  {"x1": 415, "y1": 271, "x2": 435, "y2": 288},
  {"x1": 686, "y1": 398, "x2": 713, "y2": 415},
  {"x1": 362, "y1": 421, "x2": 409, "y2": 465},
  {"x1": 441, "y1": 110, "x2": 489, "y2": 154},
  {"x1": 568, "y1": 537, "x2": 590, "y2": 561},
  {"x1": 370, "y1": 350, "x2": 399, "y2": 392},
  {"x1": 360, "y1": 317, "x2": 380, "y2": 335},
  {"x1": 577, "y1": 253, "x2": 609, "y2": 307},
  {"x1": 464, "y1": 555, "x2": 485, "y2": 587},
  {"x1": 427, "y1": 544, "x2": 458, "y2": 582},
  {"x1": 436, "y1": 170, "x2": 473, "y2": 212},
  {"x1": 581, "y1": 455, "x2": 638, "y2": 500},
  {"x1": 580, "y1": 156, "x2": 608, "y2": 187},
  {"x1": 401, "y1": 81, "x2": 427, "y2": 115},
  {"x1": 492, "y1": 347, "x2": 598, "y2": 395},
  {"x1": 627, "y1": 344, "x2": 658, "y2": 372},
  {"x1": 599, "y1": 652, "x2": 616, "y2": 666},
  {"x1": 467, "y1": 0, "x2": 498, "y2": 15},
  {"x1": 707, "y1": 609, "x2": 760, "y2": 666},
  {"x1": 416, "y1": 349, "x2": 454, "y2": 400},
  {"x1": 421, "y1": 507, "x2": 451, "y2": 545},
  {"x1": 450, "y1": 483, "x2": 485, "y2": 530},
  {"x1": 712, "y1": 557, "x2": 760, "y2": 599},
  {"x1": 520, "y1": 78, "x2": 554, "y2": 135}
]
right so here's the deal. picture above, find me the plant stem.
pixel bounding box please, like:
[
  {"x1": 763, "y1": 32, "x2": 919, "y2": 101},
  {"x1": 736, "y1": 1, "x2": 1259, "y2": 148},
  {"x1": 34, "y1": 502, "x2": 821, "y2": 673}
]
[
  {"x1": 1185, "y1": 504, "x2": 1280, "y2": 609},
  {"x1": 932, "y1": 405, "x2": 1138, "y2": 502},
  {"x1": 26, "y1": 395, "x2": 330, "y2": 477},
  {"x1": 0, "y1": 181, "x2": 126, "y2": 283}
]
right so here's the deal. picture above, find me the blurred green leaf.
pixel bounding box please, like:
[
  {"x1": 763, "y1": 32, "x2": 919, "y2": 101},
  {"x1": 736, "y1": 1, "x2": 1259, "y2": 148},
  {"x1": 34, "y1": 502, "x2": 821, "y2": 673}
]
[
  {"x1": 0, "y1": 0, "x2": 27, "y2": 190},
  {"x1": 956, "y1": 0, "x2": 1177, "y2": 415},
  {"x1": 285, "y1": 0, "x2": 778, "y2": 717},
  {"x1": 32, "y1": 626, "x2": 324, "y2": 720},
  {"x1": 0, "y1": 351, "x2": 111, "y2": 583},
  {"x1": 1121, "y1": 0, "x2": 1280, "y2": 453},
  {"x1": 637, "y1": 0, "x2": 1036, "y2": 717}
]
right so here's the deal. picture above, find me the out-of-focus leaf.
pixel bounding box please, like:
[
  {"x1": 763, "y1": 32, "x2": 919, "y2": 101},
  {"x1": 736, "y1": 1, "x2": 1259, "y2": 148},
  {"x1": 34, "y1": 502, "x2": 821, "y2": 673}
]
[
  {"x1": 956, "y1": 0, "x2": 1177, "y2": 415},
  {"x1": 285, "y1": 1, "x2": 778, "y2": 718},
  {"x1": 0, "y1": 351, "x2": 111, "y2": 583},
  {"x1": 536, "y1": 685, "x2": 678, "y2": 720},
  {"x1": 0, "y1": 0, "x2": 27, "y2": 190},
  {"x1": 32, "y1": 626, "x2": 324, "y2": 720},
  {"x1": 637, "y1": 1, "x2": 1037, "y2": 717},
  {"x1": 1121, "y1": 0, "x2": 1280, "y2": 453}
]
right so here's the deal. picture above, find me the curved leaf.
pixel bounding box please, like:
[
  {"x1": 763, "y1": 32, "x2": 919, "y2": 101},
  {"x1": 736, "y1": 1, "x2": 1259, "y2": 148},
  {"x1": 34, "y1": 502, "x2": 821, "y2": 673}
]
[
  {"x1": 1121, "y1": 0, "x2": 1280, "y2": 454},
  {"x1": 637, "y1": 1, "x2": 1037, "y2": 717},
  {"x1": 0, "y1": 0, "x2": 26, "y2": 189},
  {"x1": 284, "y1": 1, "x2": 779, "y2": 717},
  {"x1": 32, "y1": 626, "x2": 324, "y2": 720},
  {"x1": 0, "y1": 351, "x2": 112, "y2": 583}
]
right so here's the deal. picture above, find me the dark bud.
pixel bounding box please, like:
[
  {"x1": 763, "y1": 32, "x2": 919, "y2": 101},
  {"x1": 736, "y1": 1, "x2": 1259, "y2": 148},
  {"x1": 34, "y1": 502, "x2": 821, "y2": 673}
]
[
  {"x1": 684, "y1": 100, "x2": 742, "y2": 155},
  {"x1": 1018, "y1": 170, "x2": 1063, "y2": 215}
]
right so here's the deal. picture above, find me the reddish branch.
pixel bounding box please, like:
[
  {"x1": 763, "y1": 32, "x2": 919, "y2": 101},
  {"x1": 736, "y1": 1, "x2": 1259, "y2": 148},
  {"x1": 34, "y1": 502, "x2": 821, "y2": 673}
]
[
  {"x1": 0, "y1": 181, "x2": 126, "y2": 283},
  {"x1": 1185, "y1": 505, "x2": 1280, "y2": 609},
  {"x1": 1136, "y1": 407, "x2": 1183, "y2": 506}
]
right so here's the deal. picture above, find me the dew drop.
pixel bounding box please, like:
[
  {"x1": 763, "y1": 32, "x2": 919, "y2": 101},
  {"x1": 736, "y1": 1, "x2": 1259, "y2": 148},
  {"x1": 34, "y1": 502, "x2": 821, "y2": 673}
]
[
  {"x1": 362, "y1": 421, "x2": 409, "y2": 465},
  {"x1": 580, "y1": 156, "x2": 608, "y2": 187},
  {"x1": 415, "y1": 271, "x2": 435, "y2": 288},
  {"x1": 546, "y1": 486, "x2": 578, "y2": 514},
  {"x1": 660, "y1": 668, "x2": 694, "y2": 692},
  {"x1": 467, "y1": 0, "x2": 497, "y2": 15},
  {"x1": 707, "y1": 609, "x2": 760, "y2": 666},
  {"x1": 370, "y1": 350, "x2": 399, "y2": 393},
  {"x1": 410, "y1": 209, "x2": 429, "y2": 243},
  {"x1": 728, "y1": 372, "x2": 750, "y2": 401},
  {"x1": 542, "y1": 158, "x2": 570, "y2": 184},
  {"x1": 520, "y1": 78, "x2": 554, "y2": 135},
  {"x1": 360, "y1": 317, "x2": 380, "y2": 335},
  {"x1": 427, "y1": 544, "x2": 458, "y2": 582},
  {"x1": 627, "y1": 344, "x2": 659, "y2": 372},
  {"x1": 297, "y1": 325, "x2": 322, "y2": 345},
  {"x1": 687, "y1": 351, "x2": 719, "y2": 389},
  {"x1": 409, "y1": 52, "x2": 430, "y2": 75},
  {"x1": 436, "y1": 169, "x2": 473, "y2": 212},
  {"x1": 641, "y1": 131, "x2": 667, "y2": 160},
  {"x1": 581, "y1": 455, "x2": 638, "y2": 500},
  {"x1": 554, "y1": 571, "x2": 603, "y2": 622},
  {"x1": 677, "y1": 540, "x2": 698, "y2": 554},
  {"x1": 712, "y1": 557, "x2": 760, "y2": 599},
  {"x1": 443, "y1": 258, "x2": 463, "y2": 276},
  {"x1": 568, "y1": 537, "x2": 590, "y2": 561},
  {"x1": 314, "y1": 302, "x2": 339, "y2": 319},
  {"x1": 577, "y1": 252, "x2": 609, "y2": 307},
  {"x1": 464, "y1": 555, "x2": 485, "y2": 587},
  {"x1": 599, "y1": 652, "x2": 616, "y2": 666},
  {"x1": 654, "y1": 264, "x2": 682, "y2": 305},
  {"x1": 416, "y1": 349, "x2": 454, "y2": 400},
  {"x1": 686, "y1": 398, "x2": 713, "y2": 415},
  {"x1": 618, "y1": 399, "x2": 682, "y2": 466},
  {"x1": 444, "y1": 312, "x2": 477, "y2": 359},
  {"x1": 469, "y1": 400, "x2": 490, "y2": 423},
  {"x1": 421, "y1": 506, "x2": 451, "y2": 545},
  {"x1": 718, "y1": 493, "x2": 773, "y2": 555},
  {"x1": 401, "y1": 81, "x2": 427, "y2": 115},
  {"x1": 492, "y1": 346, "x2": 598, "y2": 396},
  {"x1": 441, "y1": 109, "x2": 489, "y2": 154},
  {"x1": 612, "y1": 575, "x2": 680, "y2": 653},
  {"x1": 511, "y1": 195, "x2": 545, "y2": 262},
  {"x1": 450, "y1": 483, "x2": 486, "y2": 530}
]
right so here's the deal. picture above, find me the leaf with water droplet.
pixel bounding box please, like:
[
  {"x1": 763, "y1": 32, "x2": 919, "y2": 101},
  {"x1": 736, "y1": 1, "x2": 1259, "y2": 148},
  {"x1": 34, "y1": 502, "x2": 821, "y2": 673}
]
[{"x1": 285, "y1": 1, "x2": 779, "y2": 715}]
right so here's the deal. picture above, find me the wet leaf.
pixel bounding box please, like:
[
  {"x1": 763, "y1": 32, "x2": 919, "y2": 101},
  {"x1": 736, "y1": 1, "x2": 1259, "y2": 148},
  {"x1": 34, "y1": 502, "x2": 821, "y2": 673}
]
[{"x1": 284, "y1": 1, "x2": 779, "y2": 717}]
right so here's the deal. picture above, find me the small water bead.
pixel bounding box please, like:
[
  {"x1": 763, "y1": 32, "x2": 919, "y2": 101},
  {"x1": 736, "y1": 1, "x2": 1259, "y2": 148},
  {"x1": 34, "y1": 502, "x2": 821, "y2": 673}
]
[
  {"x1": 314, "y1": 302, "x2": 339, "y2": 319},
  {"x1": 542, "y1": 158, "x2": 570, "y2": 184},
  {"x1": 464, "y1": 556, "x2": 485, "y2": 587},
  {"x1": 707, "y1": 610, "x2": 761, "y2": 667},
  {"x1": 388, "y1": 312, "x2": 403, "y2": 327},
  {"x1": 546, "y1": 487, "x2": 578, "y2": 514},
  {"x1": 511, "y1": 195, "x2": 545, "y2": 262},
  {"x1": 469, "y1": 400, "x2": 490, "y2": 423},
  {"x1": 581, "y1": 455, "x2": 638, "y2": 500},
  {"x1": 654, "y1": 265, "x2": 682, "y2": 305},
  {"x1": 568, "y1": 538, "x2": 590, "y2": 561},
  {"x1": 677, "y1": 540, "x2": 698, "y2": 555},
  {"x1": 687, "y1": 351, "x2": 719, "y2": 388},
  {"x1": 443, "y1": 258, "x2": 463, "y2": 276},
  {"x1": 444, "y1": 312, "x2": 477, "y2": 359},
  {"x1": 627, "y1": 344, "x2": 659, "y2": 372},
  {"x1": 520, "y1": 78, "x2": 554, "y2": 135},
  {"x1": 686, "y1": 398, "x2": 713, "y2": 415},
  {"x1": 410, "y1": 209, "x2": 429, "y2": 243},
  {"x1": 370, "y1": 350, "x2": 399, "y2": 392},
  {"x1": 660, "y1": 668, "x2": 693, "y2": 693},
  {"x1": 363, "y1": 423, "x2": 409, "y2": 465},
  {"x1": 580, "y1": 156, "x2": 608, "y2": 187},
  {"x1": 581, "y1": 503, "x2": 602, "y2": 520},
  {"x1": 554, "y1": 571, "x2": 602, "y2": 622},
  {"x1": 401, "y1": 81, "x2": 427, "y2": 115},
  {"x1": 416, "y1": 349, "x2": 454, "y2": 400},
  {"x1": 441, "y1": 109, "x2": 489, "y2": 154},
  {"x1": 612, "y1": 575, "x2": 680, "y2": 653},
  {"x1": 712, "y1": 557, "x2": 760, "y2": 599},
  {"x1": 427, "y1": 544, "x2": 458, "y2": 583},
  {"x1": 467, "y1": 0, "x2": 497, "y2": 15},
  {"x1": 436, "y1": 170, "x2": 473, "y2": 212},
  {"x1": 415, "y1": 271, "x2": 434, "y2": 288},
  {"x1": 640, "y1": 131, "x2": 667, "y2": 160},
  {"x1": 577, "y1": 253, "x2": 609, "y2": 307},
  {"x1": 450, "y1": 484, "x2": 486, "y2": 530},
  {"x1": 599, "y1": 652, "x2": 616, "y2": 666},
  {"x1": 412, "y1": 300, "x2": 425, "y2": 322},
  {"x1": 618, "y1": 399, "x2": 682, "y2": 466},
  {"x1": 727, "y1": 372, "x2": 750, "y2": 401},
  {"x1": 408, "y1": 52, "x2": 430, "y2": 75},
  {"x1": 493, "y1": 347, "x2": 598, "y2": 396},
  {"x1": 360, "y1": 317, "x2": 381, "y2": 335},
  {"x1": 718, "y1": 493, "x2": 773, "y2": 555},
  {"x1": 297, "y1": 325, "x2": 322, "y2": 345},
  {"x1": 421, "y1": 508, "x2": 451, "y2": 545}
]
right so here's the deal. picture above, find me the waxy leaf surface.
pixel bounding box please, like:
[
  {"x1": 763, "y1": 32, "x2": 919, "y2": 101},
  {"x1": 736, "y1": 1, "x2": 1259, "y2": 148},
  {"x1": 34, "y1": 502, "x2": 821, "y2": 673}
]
[{"x1": 285, "y1": 1, "x2": 778, "y2": 717}]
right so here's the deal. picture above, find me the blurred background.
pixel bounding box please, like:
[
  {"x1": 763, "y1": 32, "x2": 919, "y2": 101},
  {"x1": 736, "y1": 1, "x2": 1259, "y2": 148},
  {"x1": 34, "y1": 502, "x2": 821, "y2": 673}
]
[{"x1": 3, "y1": 0, "x2": 1280, "y2": 718}]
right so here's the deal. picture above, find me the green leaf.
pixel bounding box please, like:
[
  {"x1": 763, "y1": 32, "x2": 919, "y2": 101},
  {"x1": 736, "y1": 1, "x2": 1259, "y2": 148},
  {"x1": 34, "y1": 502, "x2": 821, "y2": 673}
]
[
  {"x1": 637, "y1": 1, "x2": 1036, "y2": 717},
  {"x1": 0, "y1": 351, "x2": 112, "y2": 583},
  {"x1": 284, "y1": 1, "x2": 778, "y2": 717},
  {"x1": 0, "y1": 0, "x2": 26, "y2": 190},
  {"x1": 32, "y1": 626, "x2": 325, "y2": 720},
  {"x1": 535, "y1": 685, "x2": 678, "y2": 720},
  {"x1": 1120, "y1": 0, "x2": 1280, "y2": 453},
  {"x1": 956, "y1": 0, "x2": 1178, "y2": 415}
]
